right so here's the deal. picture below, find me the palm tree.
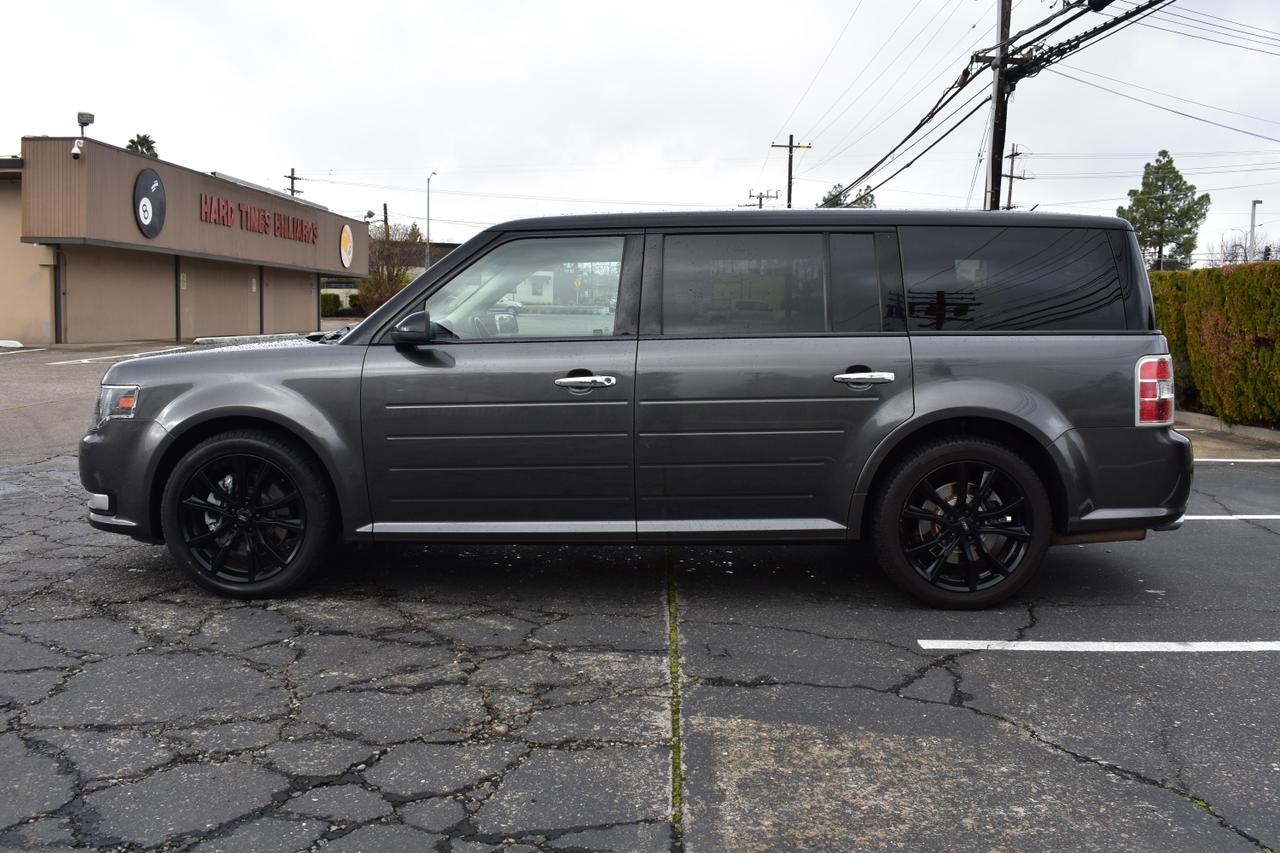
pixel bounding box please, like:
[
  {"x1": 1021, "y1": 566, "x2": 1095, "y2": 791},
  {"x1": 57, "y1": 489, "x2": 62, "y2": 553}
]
[{"x1": 126, "y1": 134, "x2": 158, "y2": 158}]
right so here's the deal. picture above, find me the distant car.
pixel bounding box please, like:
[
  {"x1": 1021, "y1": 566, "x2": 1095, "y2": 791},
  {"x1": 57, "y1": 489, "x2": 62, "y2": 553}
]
[
  {"x1": 495, "y1": 295, "x2": 523, "y2": 314},
  {"x1": 80, "y1": 210, "x2": 1190, "y2": 608}
]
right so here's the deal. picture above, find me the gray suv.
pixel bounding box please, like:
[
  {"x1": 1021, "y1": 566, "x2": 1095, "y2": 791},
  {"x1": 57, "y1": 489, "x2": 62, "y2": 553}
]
[{"x1": 80, "y1": 211, "x2": 1191, "y2": 608}]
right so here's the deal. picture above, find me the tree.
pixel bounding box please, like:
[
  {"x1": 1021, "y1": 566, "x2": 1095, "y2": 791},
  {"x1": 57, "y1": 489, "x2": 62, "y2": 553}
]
[
  {"x1": 817, "y1": 184, "x2": 875, "y2": 208},
  {"x1": 358, "y1": 221, "x2": 423, "y2": 315},
  {"x1": 126, "y1": 134, "x2": 158, "y2": 158},
  {"x1": 1116, "y1": 150, "x2": 1210, "y2": 270}
]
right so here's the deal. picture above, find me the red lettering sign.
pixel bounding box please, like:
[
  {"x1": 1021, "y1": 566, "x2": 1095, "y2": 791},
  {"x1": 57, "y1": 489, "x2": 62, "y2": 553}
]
[{"x1": 200, "y1": 194, "x2": 319, "y2": 244}]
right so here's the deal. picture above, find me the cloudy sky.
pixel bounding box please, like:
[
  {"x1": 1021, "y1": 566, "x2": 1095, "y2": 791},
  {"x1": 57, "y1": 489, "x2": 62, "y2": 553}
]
[{"x1": 5, "y1": 0, "x2": 1278, "y2": 259}]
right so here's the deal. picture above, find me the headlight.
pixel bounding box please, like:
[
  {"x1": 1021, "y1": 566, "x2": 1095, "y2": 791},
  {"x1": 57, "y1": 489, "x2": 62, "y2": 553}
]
[{"x1": 90, "y1": 385, "x2": 140, "y2": 431}]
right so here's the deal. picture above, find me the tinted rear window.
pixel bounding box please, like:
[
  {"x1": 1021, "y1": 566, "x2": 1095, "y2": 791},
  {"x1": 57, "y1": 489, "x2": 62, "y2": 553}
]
[
  {"x1": 662, "y1": 234, "x2": 824, "y2": 336},
  {"x1": 830, "y1": 234, "x2": 882, "y2": 333},
  {"x1": 899, "y1": 226, "x2": 1126, "y2": 331}
]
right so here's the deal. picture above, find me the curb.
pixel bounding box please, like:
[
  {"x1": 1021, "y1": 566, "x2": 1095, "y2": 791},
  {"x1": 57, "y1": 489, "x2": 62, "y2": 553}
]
[
  {"x1": 193, "y1": 333, "x2": 303, "y2": 346},
  {"x1": 1177, "y1": 410, "x2": 1280, "y2": 447}
]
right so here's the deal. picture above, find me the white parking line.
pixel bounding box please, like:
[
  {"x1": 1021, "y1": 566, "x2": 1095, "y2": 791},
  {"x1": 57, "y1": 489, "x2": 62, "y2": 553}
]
[
  {"x1": 47, "y1": 346, "x2": 186, "y2": 365},
  {"x1": 1185, "y1": 515, "x2": 1280, "y2": 520},
  {"x1": 918, "y1": 640, "x2": 1280, "y2": 652},
  {"x1": 0, "y1": 348, "x2": 47, "y2": 357}
]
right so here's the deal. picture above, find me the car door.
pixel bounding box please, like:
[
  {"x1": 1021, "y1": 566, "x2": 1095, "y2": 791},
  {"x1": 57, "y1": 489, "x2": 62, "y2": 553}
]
[
  {"x1": 634, "y1": 230, "x2": 913, "y2": 540},
  {"x1": 360, "y1": 232, "x2": 642, "y2": 541}
]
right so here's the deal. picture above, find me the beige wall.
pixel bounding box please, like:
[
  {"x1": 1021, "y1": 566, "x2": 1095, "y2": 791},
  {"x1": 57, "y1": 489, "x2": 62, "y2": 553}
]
[
  {"x1": 0, "y1": 179, "x2": 56, "y2": 345},
  {"x1": 62, "y1": 245, "x2": 175, "y2": 343},
  {"x1": 263, "y1": 268, "x2": 317, "y2": 334},
  {"x1": 180, "y1": 258, "x2": 259, "y2": 339}
]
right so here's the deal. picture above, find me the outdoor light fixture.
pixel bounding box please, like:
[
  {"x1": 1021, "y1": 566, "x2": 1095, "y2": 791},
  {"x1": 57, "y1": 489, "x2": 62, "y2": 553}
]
[{"x1": 76, "y1": 112, "x2": 94, "y2": 137}]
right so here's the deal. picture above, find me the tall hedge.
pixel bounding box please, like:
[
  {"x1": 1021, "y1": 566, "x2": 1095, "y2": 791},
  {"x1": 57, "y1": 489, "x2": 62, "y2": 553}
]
[{"x1": 1150, "y1": 264, "x2": 1280, "y2": 426}]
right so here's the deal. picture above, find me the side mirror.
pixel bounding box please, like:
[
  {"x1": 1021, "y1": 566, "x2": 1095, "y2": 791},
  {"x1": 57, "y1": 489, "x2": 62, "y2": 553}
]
[
  {"x1": 391, "y1": 311, "x2": 432, "y2": 347},
  {"x1": 491, "y1": 311, "x2": 519, "y2": 335}
]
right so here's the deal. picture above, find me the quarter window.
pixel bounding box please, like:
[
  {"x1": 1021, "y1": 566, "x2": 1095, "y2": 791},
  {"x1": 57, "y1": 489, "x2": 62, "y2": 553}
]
[
  {"x1": 830, "y1": 234, "x2": 882, "y2": 333},
  {"x1": 899, "y1": 226, "x2": 1126, "y2": 331},
  {"x1": 661, "y1": 234, "x2": 824, "y2": 336},
  {"x1": 423, "y1": 236, "x2": 625, "y2": 340}
]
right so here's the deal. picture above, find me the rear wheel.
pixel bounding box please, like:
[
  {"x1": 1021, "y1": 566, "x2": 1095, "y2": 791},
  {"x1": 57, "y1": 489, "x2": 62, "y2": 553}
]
[
  {"x1": 160, "y1": 429, "x2": 334, "y2": 598},
  {"x1": 870, "y1": 437, "x2": 1051, "y2": 609}
]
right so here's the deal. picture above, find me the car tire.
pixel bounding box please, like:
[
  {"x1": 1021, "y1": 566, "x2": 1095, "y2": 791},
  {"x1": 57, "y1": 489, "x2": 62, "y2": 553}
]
[
  {"x1": 869, "y1": 437, "x2": 1052, "y2": 609},
  {"x1": 160, "y1": 429, "x2": 334, "y2": 598}
]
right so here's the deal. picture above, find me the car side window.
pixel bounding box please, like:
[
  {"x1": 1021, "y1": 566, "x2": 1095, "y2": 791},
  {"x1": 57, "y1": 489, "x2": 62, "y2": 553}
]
[
  {"x1": 830, "y1": 234, "x2": 882, "y2": 333},
  {"x1": 661, "y1": 234, "x2": 824, "y2": 336},
  {"x1": 899, "y1": 226, "x2": 1127, "y2": 331},
  {"x1": 424, "y1": 236, "x2": 625, "y2": 340}
]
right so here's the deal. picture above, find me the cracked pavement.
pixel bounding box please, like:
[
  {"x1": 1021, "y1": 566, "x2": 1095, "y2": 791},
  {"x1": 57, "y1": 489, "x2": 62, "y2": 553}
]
[{"x1": 1, "y1": 354, "x2": 1278, "y2": 852}]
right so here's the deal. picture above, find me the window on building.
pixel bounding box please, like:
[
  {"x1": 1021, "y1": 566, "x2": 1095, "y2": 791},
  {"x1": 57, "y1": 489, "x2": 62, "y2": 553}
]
[
  {"x1": 899, "y1": 226, "x2": 1126, "y2": 331},
  {"x1": 661, "y1": 234, "x2": 825, "y2": 336}
]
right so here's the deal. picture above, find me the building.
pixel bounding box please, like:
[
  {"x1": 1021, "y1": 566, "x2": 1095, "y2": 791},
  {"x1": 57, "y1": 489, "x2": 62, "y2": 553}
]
[{"x1": 0, "y1": 137, "x2": 368, "y2": 345}]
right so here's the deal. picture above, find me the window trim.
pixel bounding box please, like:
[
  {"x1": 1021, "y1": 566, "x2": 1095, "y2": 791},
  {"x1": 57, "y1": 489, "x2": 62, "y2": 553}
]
[{"x1": 372, "y1": 231, "x2": 642, "y2": 346}]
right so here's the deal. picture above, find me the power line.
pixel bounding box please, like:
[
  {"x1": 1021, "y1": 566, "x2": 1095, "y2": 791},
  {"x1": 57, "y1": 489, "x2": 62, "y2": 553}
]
[
  {"x1": 300, "y1": 176, "x2": 726, "y2": 208},
  {"x1": 1046, "y1": 68, "x2": 1280, "y2": 144},
  {"x1": 1113, "y1": 15, "x2": 1280, "y2": 57},
  {"x1": 1169, "y1": 2, "x2": 1280, "y2": 40},
  {"x1": 1059, "y1": 64, "x2": 1280, "y2": 127},
  {"x1": 769, "y1": 0, "x2": 866, "y2": 144}
]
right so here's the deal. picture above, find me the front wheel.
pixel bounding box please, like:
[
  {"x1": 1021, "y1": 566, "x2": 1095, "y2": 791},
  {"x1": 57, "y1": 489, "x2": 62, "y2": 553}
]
[
  {"x1": 869, "y1": 437, "x2": 1052, "y2": 609},
  {"x1": 160, "y1": 429, "x2": 334, "y2": 598}
]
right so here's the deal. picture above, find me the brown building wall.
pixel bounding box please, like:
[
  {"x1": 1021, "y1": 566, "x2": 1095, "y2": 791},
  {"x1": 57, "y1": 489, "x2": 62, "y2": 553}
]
[
  {"x1": 0, "y1": 179, "x2": 56, "y2": 345},
  {"x1": 263, "y1": 268, "x2": 317, "y2": 334},
  {"x1": 180, "y1": 258, "x2": 260, "y2": 339},
  {"x1": 22, "y1": 138, "x2": 369, "y2": 277},
  {"x1": 62, "y1": 245, "x2": 175, "y2": 343}
]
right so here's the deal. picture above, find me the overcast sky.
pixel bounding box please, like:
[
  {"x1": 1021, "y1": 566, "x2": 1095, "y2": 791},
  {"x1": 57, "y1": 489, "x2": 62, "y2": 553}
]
[{"x1": 6, "y1": 0, "x2": 1279, "y2": 258}]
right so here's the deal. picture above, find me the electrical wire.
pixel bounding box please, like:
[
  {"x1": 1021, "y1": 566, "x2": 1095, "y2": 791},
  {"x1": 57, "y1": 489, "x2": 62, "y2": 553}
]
[
  {"x1": 1168, "y1": 2, "x2": 1280, "y2": 40},
  {"x1": 1047, "y1": 68, "x2": 1280, "y2": 144},
  {"x1": 1059, "y1": 64, "x2": 1280, "y2": 127},
  {"x1": 1112, "y1": 16, "x2": 1280, "y2": 57},
  {"x1": 301, "y1": 176, "x2": 726, "y2": 208}
]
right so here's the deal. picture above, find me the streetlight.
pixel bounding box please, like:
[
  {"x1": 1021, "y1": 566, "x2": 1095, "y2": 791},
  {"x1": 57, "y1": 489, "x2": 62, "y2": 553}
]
[
  {"x1": 1249, "y1": 199, "x2": 1263, "y2": 261},
  {"x1": 426, "y1": 172, "x2": 438, "y2": 268}
]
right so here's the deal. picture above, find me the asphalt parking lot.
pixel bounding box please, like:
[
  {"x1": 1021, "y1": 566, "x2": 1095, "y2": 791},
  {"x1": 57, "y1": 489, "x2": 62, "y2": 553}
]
[{"x1": 1, "y1": 344, "x2": 1278, "y2": 851}]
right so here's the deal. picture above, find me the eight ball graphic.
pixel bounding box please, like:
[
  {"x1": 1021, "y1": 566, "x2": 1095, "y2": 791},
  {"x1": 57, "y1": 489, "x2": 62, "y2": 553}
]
[{"x1": 133, "y1": 168, "x2": 166, "y2": 238}]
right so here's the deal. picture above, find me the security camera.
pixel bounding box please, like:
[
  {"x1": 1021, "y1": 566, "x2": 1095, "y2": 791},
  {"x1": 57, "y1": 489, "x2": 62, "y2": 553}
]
[{"x1": 70, "y1": 139, "x2": 84, "y2": 160}]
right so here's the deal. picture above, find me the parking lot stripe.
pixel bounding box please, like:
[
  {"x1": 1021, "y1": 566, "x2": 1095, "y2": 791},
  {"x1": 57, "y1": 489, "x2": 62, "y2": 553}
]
[
  {"x1": 47, "y1": 346, "x2": 187, "y2": 365},
  {"x1": 918, "y1": 640, "x2": 1280, "y2": 652},
  {"x1": 1184, "y1": 514, "x2": 1280, "y2": 520},
  {"x1": 1194, "y1": 458, "x2": 1280, "y2": 463}
]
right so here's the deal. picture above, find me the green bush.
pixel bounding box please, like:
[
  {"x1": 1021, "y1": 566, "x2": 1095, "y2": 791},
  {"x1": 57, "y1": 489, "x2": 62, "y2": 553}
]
[
  {"x1": 320, "y1": 292, "x2": 342, "y2": 317},
  {"x1": 1150, "y1": 264, "x2": 1280, "y2": 426}
]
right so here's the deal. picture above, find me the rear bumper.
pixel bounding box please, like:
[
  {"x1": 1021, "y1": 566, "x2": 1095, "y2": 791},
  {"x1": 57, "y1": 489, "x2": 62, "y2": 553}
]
[{"x1": 1050, "y1": 426, "x2": 1193, "y2": 534}]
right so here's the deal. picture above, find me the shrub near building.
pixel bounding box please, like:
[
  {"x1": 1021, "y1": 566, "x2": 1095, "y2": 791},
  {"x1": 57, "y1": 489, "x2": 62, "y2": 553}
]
[{"x1": 1151, "y1": 263, "x2": 1280, "y2": 427}]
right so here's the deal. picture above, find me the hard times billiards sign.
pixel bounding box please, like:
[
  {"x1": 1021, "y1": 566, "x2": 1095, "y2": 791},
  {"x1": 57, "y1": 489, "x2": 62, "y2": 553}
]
[{"x1": 199, "y1": 193, "x2": 319, "y2": 244}]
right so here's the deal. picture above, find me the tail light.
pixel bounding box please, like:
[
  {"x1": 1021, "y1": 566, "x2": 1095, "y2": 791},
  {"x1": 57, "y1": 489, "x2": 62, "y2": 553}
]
[{"x1": 1136, "y1": 355, "x2": 1174, "y2": 426}]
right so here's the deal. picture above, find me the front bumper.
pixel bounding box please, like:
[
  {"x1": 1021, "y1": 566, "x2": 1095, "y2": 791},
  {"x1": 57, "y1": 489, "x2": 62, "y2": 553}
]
[
  {"x1": 79, "y1": 419, "x2": 169, "y2": 542},
  {"x1": 1051, "y1": 426, "x2": 1193, "y2": 534}
]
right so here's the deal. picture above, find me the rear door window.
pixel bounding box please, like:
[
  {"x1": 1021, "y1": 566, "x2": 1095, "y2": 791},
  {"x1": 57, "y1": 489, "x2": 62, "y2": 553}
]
[
  {"x1": 661, "y1": 234, "x2": 824, "y2": 336},
  {"x1": 899, "y1": 226, "x2": 1126, "y2": 331},
  {"x1": 830, "y1": 233, "x2": 882, "y2": 333}
]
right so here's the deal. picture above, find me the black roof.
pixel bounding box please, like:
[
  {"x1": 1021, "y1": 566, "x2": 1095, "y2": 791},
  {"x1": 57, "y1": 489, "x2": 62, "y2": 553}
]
[{"x1": 491, "y1": 209, "x2": 1131, "y2": 233}]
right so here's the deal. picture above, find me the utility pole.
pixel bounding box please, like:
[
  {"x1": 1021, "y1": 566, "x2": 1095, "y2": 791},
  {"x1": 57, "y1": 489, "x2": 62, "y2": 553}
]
[
  {"x1": 284, "y1": 168, "x2": 303, "y2": 197},
  {"x1": 382, "y1": 203, "x2": 389, "y2": 240},
  {"x1": 1249, "y1": 199, "x2": 1263, "y2": 260},
  {"x1": 1003, "y1": 143, "x2": 1032, "y2": 209},
  {"x1": 984, "y1": 0, "x2": 1013, "y2": 210},
  {"x1": 740, "y1": 189, "x2": 780, "y2": 209},
  {"x1": 771, "y1": 134, "x2": 811, "y2": 208},
  {"x1": 426, "y1": 171, "x2": 437, "y2": 267}
]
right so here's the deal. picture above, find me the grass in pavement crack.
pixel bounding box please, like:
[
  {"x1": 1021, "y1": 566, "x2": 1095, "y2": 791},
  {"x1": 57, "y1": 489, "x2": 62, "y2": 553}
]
[{"x1": 665, "y1": 547, "x2": 684, "y2": 844}]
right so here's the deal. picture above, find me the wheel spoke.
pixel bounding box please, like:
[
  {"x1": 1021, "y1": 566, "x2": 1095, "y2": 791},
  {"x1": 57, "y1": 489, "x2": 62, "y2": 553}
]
[
  {"x1": 959, "y1": 540, "x2": 979, "y2": 591},
  {"x1": 257, "y1": 517, "x2": 303, "y2": 532},
  {"x1": 248, "y1": 461, "x2": 271, "y2": 505},
  {"x1": 924, "y1": 534, "x2": 960, "y2": 581},
  {"x1": 231, "y1": 456, "x2": 248, "y2": 500},
  {"x1": 905, "y1": 532, "x2": 948, "y2": 556},
  {"x1": 186, "y1": 525, "x2": 225, "y2": 547},
  {"x1": 244, "y1": 527, "x2": 261, "y2": 582},
  {"x1": 973, "y1": 468, "x2": 998, "y2": 506},
  {"x1": 977, "y1": 497, "x2": 1023, "y2": 519},
  {"x1": 257, "y1": 491, "x2": 301, "y2": 513},
  {"x1": 903, "y1": 505, "x2": 944, "y2": 523},
  {"x1": 182, "y1": 496, "x2": 231, "y2": 517},
  {"x1": 198, "y1": 470, "x2": 234, "y2": 504},
  {"x1": 209, "y1": 530, "x2": 239, "y2": 574},
  {"x1": 970, "y1": 533, "x2": 1011, "y2": 576},
  {"x1": 954, "y1": 463, "x2": 970, "y2": 512},
  {"x1": 978, "y1": 523, "x2": 1031, "y2": 541},
  {"x1": 254, "y1": 529, "x2": 291, "y2": 568},
  {"x1": 921, "y1": 480, "x2": 951, "y2": 513}
]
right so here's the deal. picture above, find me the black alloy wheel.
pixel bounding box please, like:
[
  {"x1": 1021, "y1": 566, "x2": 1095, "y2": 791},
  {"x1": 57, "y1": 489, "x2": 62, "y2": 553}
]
[
  {"x1": 161, "y1": 430, "x2": 333, "y2": 597},
  {"x1": 871, "y1": 437, "x2": 1051, "y2": 609},
  {"x1": 176, "y1": 453, "x2": 305, "y2": 584}
]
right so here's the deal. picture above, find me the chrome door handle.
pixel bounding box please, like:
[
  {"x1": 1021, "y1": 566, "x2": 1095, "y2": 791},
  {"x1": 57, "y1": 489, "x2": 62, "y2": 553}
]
[
  {"x1": 554, "y1": 375, "x2": 617, "y2": 389},
  {"x1": 833, "y1": 371, "x2": 895, "y2": 388}
]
